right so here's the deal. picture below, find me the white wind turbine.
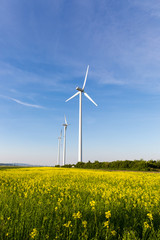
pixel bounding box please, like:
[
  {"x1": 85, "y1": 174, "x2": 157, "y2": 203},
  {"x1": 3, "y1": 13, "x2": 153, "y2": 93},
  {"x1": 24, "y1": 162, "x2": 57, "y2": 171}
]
[
  {"x1": 57, "y1": 130, "x2": 62, "y2": 166},
  {"x1": 66, "y1": 65, "x2": 97, "y2": 163},
  {"x1": 62, "y1": 115, "x2": 69, "y2": 166}
]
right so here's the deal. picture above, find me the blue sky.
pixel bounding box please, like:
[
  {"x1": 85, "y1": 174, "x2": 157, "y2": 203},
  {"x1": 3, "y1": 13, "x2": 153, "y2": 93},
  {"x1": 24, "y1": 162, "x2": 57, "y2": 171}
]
[{"x1": 1, "y1": 0, "x2": 160, "y2": 165}]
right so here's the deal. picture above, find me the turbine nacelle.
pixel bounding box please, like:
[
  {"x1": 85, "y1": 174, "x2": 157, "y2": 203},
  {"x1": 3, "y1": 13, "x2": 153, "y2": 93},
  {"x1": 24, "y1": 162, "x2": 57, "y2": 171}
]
[
  {"x1": 76, "y1": 87, "x2": 84, "y2": 92},
  {"x1": 62, "y1": 115, "x2": 70, "y2": 127}
]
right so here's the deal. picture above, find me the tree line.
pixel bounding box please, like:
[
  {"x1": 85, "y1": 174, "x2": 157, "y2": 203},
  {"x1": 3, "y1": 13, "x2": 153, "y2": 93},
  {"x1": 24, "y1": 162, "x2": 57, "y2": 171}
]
[{"x1": 56, "y1": 159, "x2": 160, "y2": 171}]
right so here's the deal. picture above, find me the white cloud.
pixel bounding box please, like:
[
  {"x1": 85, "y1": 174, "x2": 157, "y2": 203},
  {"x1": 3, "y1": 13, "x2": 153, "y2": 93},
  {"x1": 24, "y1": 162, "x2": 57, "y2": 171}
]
[
  {"x1": 90, "y1": 68, "x2": 125, "y2": 85},
  {"x1": 10, "y1": 98, "x2": 44, "y2": 109},
  {"x1": 0, "y1": 94, "x2": 44, "y2": 109},
  {"x1": 0, "y1": 61, "x2": 73, "y2": 93}
]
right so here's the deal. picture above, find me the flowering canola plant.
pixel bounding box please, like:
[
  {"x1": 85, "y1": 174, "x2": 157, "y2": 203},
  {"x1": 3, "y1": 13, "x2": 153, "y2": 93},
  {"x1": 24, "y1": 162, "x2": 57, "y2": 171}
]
[{"x1": 0, "y1": 167, "x2": 160, "y2": 239}]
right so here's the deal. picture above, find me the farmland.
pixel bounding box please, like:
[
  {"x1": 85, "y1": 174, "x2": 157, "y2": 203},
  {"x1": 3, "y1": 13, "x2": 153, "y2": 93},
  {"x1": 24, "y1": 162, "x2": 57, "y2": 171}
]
[{"x1": 0, "y1": 168, "x2": 160, "y2": 239}]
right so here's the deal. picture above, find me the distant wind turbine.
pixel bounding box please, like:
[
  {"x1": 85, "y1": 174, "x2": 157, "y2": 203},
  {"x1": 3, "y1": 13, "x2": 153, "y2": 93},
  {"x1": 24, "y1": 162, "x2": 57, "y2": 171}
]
[
  {"x1": 66, "y1": 65, "x2": 97, "y2": 163},
  {"x1": 62, "y1": 115, "x2": 69, "y2": 166},
  {"x1": 57, "y1": 130, "x2": 62, "y2": 166}
]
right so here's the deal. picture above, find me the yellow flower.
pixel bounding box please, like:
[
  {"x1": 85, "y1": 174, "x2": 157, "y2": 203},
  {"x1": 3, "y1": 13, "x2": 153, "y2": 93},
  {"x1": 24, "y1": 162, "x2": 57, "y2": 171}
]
[
  {"x1": 90, "y1": 201, "x2": 96, "y2": 211},
  {"x1": 111, "y1": 230, "x2": 116, "y2": 236},
  {"x1": 82, "y1": 220, "x2": 87, "y2": 228},
  {"x1": 90, "y1": 200, "x2": 95, "y2": 207},
  {"x1": 24, "y1": 192, "x2": 27, "y2": 198},
  {"x1": 105, "y1": 211, "x2": 111, "y2": 219},
  {"x1": 30, "y1": 228, "x2": 38, "y2": 239},
  {"x1": 104, "y1": 221, "x2": 109, "y2": 228},
  {"x1": 147, "y1": 213, "x2": 153, "y2": 221},
  {"x1": 64, "y1": 221, "x2": 72, "y2": 228},
  {"x1": 144, "y1": 222, "x2": 150, "y2": 229},
  {"x1": 73, "y1": 211, "x2": 82, "y2": 219}
]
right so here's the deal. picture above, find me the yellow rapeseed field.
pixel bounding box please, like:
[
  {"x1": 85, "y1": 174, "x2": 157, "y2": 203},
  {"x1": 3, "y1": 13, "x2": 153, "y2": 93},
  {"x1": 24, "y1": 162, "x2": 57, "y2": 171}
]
[{"x1": 0, "y1": 167, "x2": 160, "y2": 239}]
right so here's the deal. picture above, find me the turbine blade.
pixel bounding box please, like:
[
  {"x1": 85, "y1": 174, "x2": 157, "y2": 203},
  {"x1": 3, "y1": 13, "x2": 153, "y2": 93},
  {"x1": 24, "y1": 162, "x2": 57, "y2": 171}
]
[
  {"x1": 84, "y1": 92, "x2": 98, "y2": 106},
  {"x1": 60, "y1": 130, "x2": 62, "y2": 138},
  {"x1": 82, "y1": 65, "x2": 89, "y2": 90},
  {"x1": 65, "y1": 92, "x2": 80, "y2": 102},
  {"x1": 64, "y1": 115, "x2": 67, "y2": 125}
]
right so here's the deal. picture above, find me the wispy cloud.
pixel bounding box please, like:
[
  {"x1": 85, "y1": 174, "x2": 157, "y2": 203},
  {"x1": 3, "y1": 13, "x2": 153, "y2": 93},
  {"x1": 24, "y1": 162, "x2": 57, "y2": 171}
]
[
  {"x1": 90, "y1": 68, "x2": 125, "y2": 85},
  {"x1": 0, "y1": 94, "x2": 44, "y2": 109},
  {"x1": 0, "y1": 61, "x2": 74, "y2": 93},
  {"x1": 10, "y1": 98, "x2": 44, "y2": 109}
]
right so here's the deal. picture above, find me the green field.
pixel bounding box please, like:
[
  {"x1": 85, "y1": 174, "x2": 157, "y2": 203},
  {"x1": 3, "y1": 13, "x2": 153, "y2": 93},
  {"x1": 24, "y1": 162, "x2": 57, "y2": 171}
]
[{"x1": 0, "y1": 167, "x2": 160, "y2": 239}]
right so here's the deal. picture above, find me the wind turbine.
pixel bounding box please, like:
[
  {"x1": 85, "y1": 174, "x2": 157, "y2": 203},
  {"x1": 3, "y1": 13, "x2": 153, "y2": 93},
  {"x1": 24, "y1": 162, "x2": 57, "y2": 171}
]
[
  {"x1": 65, "y1": 65, "x2": 97, "y2": 163},
  {"x1": 57, "y1": 130, "x2": 62, "y2": 166},
  {"x1": 62, "y1": 115, "x2": 69, "y2": 166}
]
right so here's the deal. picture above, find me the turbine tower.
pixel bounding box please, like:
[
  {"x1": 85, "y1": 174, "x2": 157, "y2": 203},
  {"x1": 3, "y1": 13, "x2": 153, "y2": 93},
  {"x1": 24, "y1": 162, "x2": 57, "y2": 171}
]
[
  {"x1": 62, "y1": 115, "x2": 69, "y2": 166},
  {"x1": 57, "y1": 130, "x2": 62, "y2": 166},
  {"x1": 66, "y1": 65, "x2": 97, "y2": 162}
]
